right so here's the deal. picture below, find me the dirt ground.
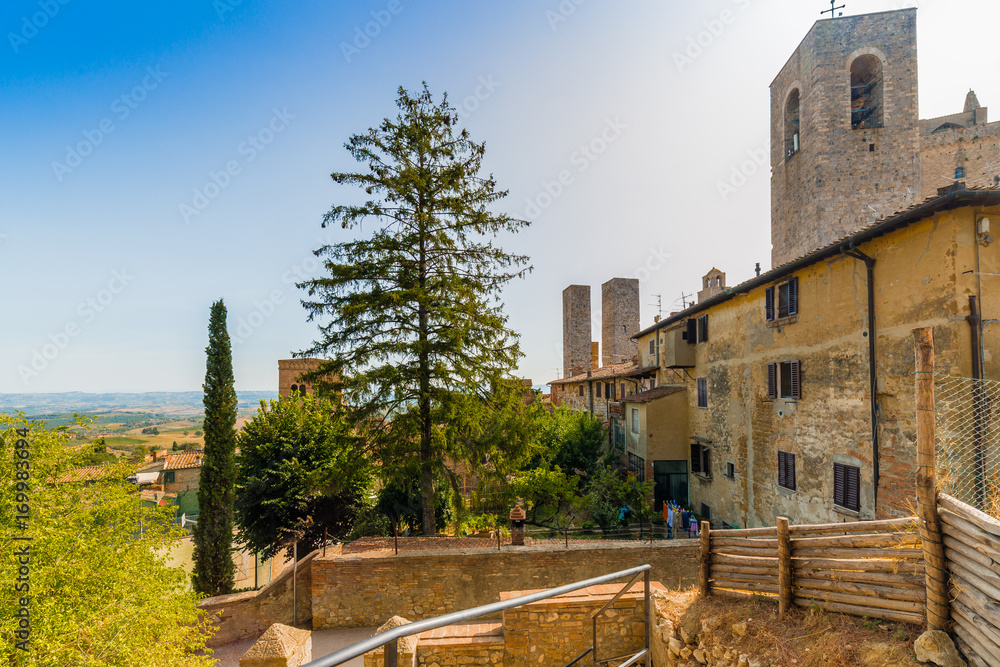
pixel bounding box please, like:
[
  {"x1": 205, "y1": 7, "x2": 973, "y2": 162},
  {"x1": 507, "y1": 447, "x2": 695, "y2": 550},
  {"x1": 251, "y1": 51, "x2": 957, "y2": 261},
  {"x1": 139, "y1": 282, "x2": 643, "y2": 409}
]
[{"x1": 657, "y1": 588, "x2": 925, "y2": 667}]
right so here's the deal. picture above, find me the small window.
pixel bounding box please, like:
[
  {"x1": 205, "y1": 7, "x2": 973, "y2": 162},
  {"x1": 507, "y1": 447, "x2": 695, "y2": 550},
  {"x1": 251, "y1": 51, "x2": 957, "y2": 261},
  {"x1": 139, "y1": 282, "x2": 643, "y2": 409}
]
[
  {"x1": 956, "y1": 167, "x2": 965, "y2": 179},
  {"x1": 833, "y1": 462, "x2": 860, "y2": 512},
  {"x1": 697, "y1": 378, "x2": 708, "y2": 408},
  {"x1": 767, "y1": 361, "x2": 801, "y2": 400},
  {"x1": 596, "y1": 383, "x2": 602, "y2": 398},
  {"x1": 690, "y1": 442, "x2": 711, "y2": 478},
  {"x1": 851, "y1": 55, "x2": 883, "y2": 130},
  {"x1": 579, "y1": 386, "x2": 584, "y2": 397},
  {"x1": 649, "y1": 340, "x2": 655, "y2": 355},
  {"x1": 631, "y1": 407, "x2": 640, "y2": 433},
  {"x1": 608, "y1": 382, "x2": 615, "y2": 400},
  {"x1": 163, "y1": 471, "x2": 175, "y2": 484},
  {"x1": 785, "y1": 89, "x2": 801, "y2": 160},
  {"x1": 700, "y1": 503, "x2": 711, "y2": 521},
  {"x1": 698, "y1": 314, "x2": 709, "y2": 343},
  {"x1": 765, "y1": 277, "x2": 798, "y2": 321},
  {"x1": 778, "y1": 451, "x2": 796, "y2": 490},
  {"x1": 290, "y1": 383, "x2": 299, "y2": 393},
  {"x1": 724, "y1": 462, "x2": 736, "y2": 480}
]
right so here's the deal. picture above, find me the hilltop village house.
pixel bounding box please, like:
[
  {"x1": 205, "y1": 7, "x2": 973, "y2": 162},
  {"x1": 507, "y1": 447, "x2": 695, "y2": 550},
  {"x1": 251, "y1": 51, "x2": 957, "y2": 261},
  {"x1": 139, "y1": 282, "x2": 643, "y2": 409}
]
[{"x1": 549, "y1": 8, "x2": 1000, "y2": 528}]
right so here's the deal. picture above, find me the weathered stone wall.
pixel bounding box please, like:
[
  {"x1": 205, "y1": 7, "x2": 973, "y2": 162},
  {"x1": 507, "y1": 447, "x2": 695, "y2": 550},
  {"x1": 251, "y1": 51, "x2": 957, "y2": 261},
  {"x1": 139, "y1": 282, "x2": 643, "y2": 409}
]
[
  {"x1": 920, "y1": 122, "x2": 1000, "y2": 198},
  {"x1": 770, "y1": 9, "x2": 920, "y2": 266},
  {"x1": 562, "y1": 285, "x2": 591, "y2": 378},
  {"x1": 164, "y1": 466, "x2": 201, "y2": 493},
  {"x1": 602, "y1": 278, "x2": 640, "y2": 367},
  {"x1": 311, "y1": 542, "x2": 698, "y2": 629},
  {"x1": 656, "y1": 204, "x2": 1000, "y2": 529},
  {"x1": 200, "y1": 548, "x2": 321, "y2": 647},
  {"x1": 278, "y1": 358, "x2": 325, "y2": 398},
  {"x1": 502, "y1": 583, "x2": 659, "y2": 667}
]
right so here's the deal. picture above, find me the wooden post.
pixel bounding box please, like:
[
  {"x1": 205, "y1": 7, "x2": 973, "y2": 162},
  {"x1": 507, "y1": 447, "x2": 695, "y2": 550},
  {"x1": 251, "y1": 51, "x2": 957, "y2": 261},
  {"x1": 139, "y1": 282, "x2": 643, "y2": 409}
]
[
  {"x1": 777, "y1": 516, "x2": 792, "y2": 616},
  {"x1": 699, "y1": 520, "x2": 711, "y2": 597},
  {"x1": 913, "y1": 327, "x2": 951, "y2": 632}
]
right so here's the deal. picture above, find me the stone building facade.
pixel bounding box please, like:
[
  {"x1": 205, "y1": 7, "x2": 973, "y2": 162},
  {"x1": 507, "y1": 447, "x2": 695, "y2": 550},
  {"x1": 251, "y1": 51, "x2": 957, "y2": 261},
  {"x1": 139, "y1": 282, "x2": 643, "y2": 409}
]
[
  {"x1": 634, "y1": 191, "x2": 1000, "y2": 528},
  {"x1": 920, "y1": 91, "x2": 1000, "y2": 198},
  {"x1": 601, "y1": 278, "x2": 640, "y2": 367},
  {"x1": 278, "y1": 358, "x2": 333, "y2": 398},
  {"x1": 562, "y1": 285, "x2": 592, "y2": 378},
  {"x1": 770, "y1": 9, "x2": 920, "y2": 267},
  {"x1": 771, "y1": 9, "x2": 1000, "y2": 267}
]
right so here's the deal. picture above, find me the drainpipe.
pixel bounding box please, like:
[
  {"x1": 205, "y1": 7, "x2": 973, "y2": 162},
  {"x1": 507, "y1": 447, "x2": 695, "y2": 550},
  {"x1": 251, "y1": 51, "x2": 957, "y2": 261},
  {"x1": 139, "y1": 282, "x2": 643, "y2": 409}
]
[
  {"x1": 587, "y1": 370, "x2": 594, "y2": 416},
  {"x1": 967, "y1": 296, "x2": 986, "y2": 508},
  {"x1": 843, "y1": 246, "x2": 880, "y2": 508}
]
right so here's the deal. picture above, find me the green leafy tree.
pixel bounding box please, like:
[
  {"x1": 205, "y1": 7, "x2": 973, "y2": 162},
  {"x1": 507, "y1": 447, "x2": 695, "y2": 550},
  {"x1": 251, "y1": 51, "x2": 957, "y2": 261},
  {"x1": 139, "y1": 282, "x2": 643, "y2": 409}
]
[
  {"x1": 507, "y1": 465, "x2": 583, "y2": 531},
  {"x1": 298, "y1": 83, "x2": 531, "y2": 533},
  {"x1": 0, "y1": 414, "x2": 215, "y2": 666},
  {"x1": 587, "y1": 466, "x2": 655, "y2": 538},
  {"x1": 192, "y1": 299, "x2": 238, "y2": 596},
  {"x1": 530, "y1": 408, "x2": 608, "y2": 482},
  {"x1": 234, "y1": 395, "x2": 372, "y2": 560}
]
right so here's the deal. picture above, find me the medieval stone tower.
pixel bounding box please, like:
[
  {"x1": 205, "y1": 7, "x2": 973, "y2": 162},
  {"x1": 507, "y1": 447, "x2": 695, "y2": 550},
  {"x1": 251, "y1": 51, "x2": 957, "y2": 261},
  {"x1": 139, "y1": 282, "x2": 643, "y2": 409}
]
[
  {"x1": 601, "y1": 278, "x2": 640, "y2": 366},
  {"x1": 770, "y1": 9, "x2": 920, "y2": 266},
  {"x1": 562, "y1": 285, "x2": 591, "y2": 378}
]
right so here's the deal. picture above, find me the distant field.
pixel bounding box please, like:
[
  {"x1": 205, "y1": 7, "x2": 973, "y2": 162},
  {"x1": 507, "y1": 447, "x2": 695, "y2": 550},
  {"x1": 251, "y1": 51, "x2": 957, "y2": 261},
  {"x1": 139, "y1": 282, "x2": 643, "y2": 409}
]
[{"x1": 101, "y1": 436, "x2": 145, "y2": 446}]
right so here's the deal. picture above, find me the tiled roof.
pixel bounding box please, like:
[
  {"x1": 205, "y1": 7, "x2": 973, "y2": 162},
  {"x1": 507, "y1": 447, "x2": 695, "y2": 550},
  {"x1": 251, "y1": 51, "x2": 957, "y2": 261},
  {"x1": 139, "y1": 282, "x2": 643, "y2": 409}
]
[
  {"x1": 634, "y1": 185, "x2": 1000, "y2": 339},
  {"x1": 620, "y1": 385, "x2": 685, "y2": 403},
  {"x1": 57, "y1": 465, "x2": 114, "y2": 483},
  {"x1": 548, "y1": 362, "x2": 657, "y2": 386},
  {"x1": 163, "y1": 452, "x2": 203, "y2": 470}
]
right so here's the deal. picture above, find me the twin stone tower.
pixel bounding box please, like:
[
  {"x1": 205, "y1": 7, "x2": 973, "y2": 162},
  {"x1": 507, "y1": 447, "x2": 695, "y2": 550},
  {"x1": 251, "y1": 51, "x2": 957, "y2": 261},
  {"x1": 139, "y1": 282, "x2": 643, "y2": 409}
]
[{"x1": 562, "y1": 278, "x2": 639, "y2": 379}]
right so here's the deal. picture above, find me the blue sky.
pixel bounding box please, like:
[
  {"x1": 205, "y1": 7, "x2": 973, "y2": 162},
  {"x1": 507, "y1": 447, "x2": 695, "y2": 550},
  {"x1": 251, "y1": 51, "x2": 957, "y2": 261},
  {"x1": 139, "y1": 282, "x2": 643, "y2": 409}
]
[{"x1": 1, "y1": 0, "x2": 998, "y2": 392}]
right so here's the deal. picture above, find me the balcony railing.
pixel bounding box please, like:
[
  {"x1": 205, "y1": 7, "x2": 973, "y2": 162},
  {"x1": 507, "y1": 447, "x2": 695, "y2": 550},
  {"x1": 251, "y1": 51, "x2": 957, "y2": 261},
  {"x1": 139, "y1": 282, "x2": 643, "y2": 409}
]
[{"x1": 301, "y1": 564, "x2": 653, "y2": 667}]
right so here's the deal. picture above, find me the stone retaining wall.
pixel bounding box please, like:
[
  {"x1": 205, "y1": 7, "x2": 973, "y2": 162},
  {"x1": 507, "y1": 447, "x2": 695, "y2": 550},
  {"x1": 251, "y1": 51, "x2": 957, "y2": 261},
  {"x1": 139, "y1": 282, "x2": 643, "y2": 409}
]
[
  {"x1": 312, "y1": 541, "x2": 698, "y2": 629},
  {"x1": 199, "y1": 548, "x2": 322, "y2": 647}
]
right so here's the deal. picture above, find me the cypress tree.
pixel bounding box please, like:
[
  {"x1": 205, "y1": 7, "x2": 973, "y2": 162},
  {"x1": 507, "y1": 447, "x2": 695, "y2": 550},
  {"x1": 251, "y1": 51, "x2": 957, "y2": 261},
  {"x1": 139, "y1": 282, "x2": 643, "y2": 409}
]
[{"x1": 192, "y1": 299, "x2": 238, "y2": 596}]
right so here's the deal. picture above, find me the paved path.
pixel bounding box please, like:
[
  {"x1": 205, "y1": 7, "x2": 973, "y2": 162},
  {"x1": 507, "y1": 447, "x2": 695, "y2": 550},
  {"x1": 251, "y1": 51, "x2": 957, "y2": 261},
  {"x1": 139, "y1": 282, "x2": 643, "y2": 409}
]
[{"x1": 212, "y1": 626, "x2": 377, "y2": 667}]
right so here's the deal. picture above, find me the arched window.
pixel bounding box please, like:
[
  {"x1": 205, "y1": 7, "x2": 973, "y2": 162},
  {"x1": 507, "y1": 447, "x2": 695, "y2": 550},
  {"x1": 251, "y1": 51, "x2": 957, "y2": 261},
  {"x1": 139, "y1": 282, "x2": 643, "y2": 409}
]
[
  {"x1": 290, "y1": 383, "x2": 299, "y2": 393},
  {"x1": 851, "y1": 55, "x2": 883, "y2": 129},
  {"x1": 785, "y1": 89, "x2": 800, "y2": 160}
]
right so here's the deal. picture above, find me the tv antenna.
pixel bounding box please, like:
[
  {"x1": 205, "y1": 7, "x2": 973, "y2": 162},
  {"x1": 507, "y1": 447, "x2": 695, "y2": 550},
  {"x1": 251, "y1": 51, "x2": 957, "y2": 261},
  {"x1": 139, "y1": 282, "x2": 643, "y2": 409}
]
[
  {"x1": 821, "y1": 0, "x2": 845, "y2": 18},
  {"x1": 674, "y1": 292, "x2": 694, "y2": 310},
  {"x1": 650, "y1": 294, "x2": 663, "y2": 319}
]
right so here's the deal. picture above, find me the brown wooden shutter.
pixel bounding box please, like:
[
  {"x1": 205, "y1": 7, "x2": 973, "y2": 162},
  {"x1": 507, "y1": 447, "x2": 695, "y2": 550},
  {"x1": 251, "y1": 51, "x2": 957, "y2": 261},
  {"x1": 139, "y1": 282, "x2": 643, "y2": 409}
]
[
  {"x1": 790, "y1": 360, "x2": 801, "y2": 399},
  {"x1": 788, "y1": 277, "x2": 799, "y2": 315},
  {"x1": 778, "y1": 451, "x2": 787, "y2": 488},
  {"x1": 765, "y1": 286, "x2": 775, "y2": 321},
  {"x1": 687, "y1": 318, "x2": 697, "y2": 344},
  {"x1": 767, "y1": 363, "x2": 777, "y2": 399},
  {"x1": 788, "y1": 453, "x2": 796, "y2": 490},
  {"x1": 596, "y1": 383, "x2": 602, "y2": 398},
  {"x1": 846, "y1": 465, "x2": 860, "y2": 511},
  {"x1": 698, "y1": 315, "x2": 709, "y2": 343},
  {"x1": 834, "y1": 463, "x2": 845, "y2": 507},
  {"x1": 691, "y1": 443, "x2": 701, "y2": 474}
]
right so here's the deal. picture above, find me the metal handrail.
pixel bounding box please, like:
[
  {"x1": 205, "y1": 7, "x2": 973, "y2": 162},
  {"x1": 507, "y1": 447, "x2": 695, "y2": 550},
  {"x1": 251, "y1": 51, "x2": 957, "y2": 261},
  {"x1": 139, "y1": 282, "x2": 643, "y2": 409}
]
[{"x1": 301, "y1": 564, "x2": 652, "y2": 667}]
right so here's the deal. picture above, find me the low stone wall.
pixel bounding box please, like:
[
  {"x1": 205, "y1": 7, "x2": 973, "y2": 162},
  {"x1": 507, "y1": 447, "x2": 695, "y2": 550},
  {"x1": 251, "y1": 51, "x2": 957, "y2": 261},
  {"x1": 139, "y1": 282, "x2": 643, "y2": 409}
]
[
  {"x1": 200, "y1": 548, "x2": 322, "y2": 647},
  {"x1": 503, "y1": 582, "x2": 663, "y2": 667},
  {"x1": 312, "y1": 541, "x2": 698, "y2": 629}
]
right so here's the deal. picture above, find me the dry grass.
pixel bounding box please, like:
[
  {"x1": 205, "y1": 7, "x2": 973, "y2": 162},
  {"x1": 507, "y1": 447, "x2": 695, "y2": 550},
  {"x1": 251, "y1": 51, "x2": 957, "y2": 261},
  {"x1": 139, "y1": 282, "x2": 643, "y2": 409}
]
[{"x1": 658, "y1": 589, "x2": 924, "y2": 667}]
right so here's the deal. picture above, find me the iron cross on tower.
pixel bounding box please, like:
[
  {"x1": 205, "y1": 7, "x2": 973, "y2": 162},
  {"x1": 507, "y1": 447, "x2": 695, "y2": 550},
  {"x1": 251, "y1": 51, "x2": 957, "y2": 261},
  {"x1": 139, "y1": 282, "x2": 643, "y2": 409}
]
[{"x1": 821, "y1": 0, "x2": 845, "y2": 18}]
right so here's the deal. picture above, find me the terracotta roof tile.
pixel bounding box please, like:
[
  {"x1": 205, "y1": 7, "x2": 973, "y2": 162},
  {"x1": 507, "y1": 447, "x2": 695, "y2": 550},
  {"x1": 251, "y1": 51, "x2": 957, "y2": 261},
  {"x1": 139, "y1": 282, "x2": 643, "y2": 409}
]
[
  {"x1": 163, "y1": 452, "x2": 203, "y2": 470},
  {"x1": 621, "y1": 385, "x2": 685, "y2": 403}
]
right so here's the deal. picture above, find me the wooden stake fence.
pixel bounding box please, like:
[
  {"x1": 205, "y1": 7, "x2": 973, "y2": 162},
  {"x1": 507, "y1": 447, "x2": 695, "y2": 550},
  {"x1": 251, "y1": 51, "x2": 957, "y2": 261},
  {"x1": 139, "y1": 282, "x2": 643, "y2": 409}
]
[{"x1": 913, "y1": 327, "x2": 951, "y2": 632}]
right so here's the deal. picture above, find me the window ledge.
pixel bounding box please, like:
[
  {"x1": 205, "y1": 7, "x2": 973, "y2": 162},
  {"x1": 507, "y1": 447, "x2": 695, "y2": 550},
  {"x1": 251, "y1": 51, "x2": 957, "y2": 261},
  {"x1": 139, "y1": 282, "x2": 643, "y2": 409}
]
[
  {"x1": 767, "y1": 315, "x2": 799, "y2": 328},
  {"x1": 832, "y1": 505, "x2": 861, "y2": 519},
  {"x1": 692, "y1": 473, "x2": 712, "y2": 481}
]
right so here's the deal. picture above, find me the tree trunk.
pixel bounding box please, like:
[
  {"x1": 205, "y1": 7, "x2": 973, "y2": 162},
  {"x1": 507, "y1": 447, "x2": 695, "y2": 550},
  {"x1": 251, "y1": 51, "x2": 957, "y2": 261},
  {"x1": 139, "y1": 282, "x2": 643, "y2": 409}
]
[{"x1": 418, "y1": 197, "x2": 436, "y2": 535}]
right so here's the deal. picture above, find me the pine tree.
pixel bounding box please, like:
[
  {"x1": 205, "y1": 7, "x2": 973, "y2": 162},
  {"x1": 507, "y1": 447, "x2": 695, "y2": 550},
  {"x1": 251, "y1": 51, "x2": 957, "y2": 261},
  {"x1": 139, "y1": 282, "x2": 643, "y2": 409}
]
[
  {"x1": 192, "y1": 299, "x2": 237, "y2": 595},
  {"x1": 299, "y1": 83, "x2": 531, "y2": 533}
]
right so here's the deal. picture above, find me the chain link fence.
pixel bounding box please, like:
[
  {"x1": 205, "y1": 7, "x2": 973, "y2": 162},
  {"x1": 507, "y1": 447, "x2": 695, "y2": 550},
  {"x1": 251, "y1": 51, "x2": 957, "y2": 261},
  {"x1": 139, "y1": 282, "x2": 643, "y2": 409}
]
[{"x1": 934, "y1": 373, "x2": 1000, "y2": 519}]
